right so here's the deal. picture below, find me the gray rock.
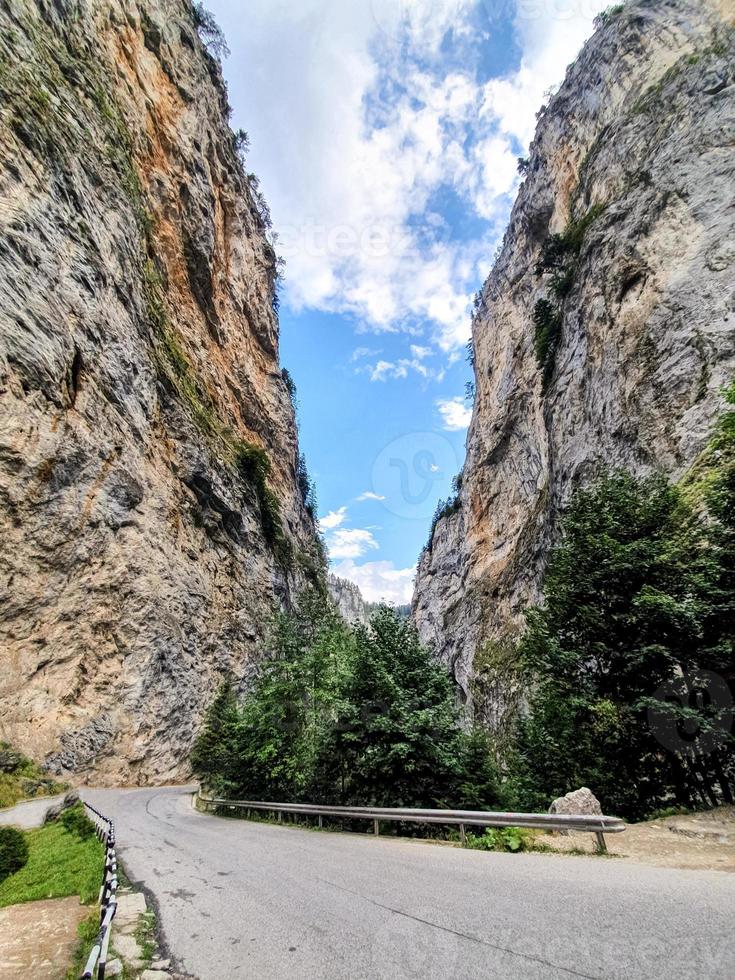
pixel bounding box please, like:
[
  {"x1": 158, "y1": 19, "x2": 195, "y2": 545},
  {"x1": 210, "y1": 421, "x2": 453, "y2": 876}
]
[
  {"x1": 549, "y1": 788, "x2": 603, "y2": 818},
  {"x1": 0, "y1": 748, "x2": 23, "y2": 773},
  {"x1": 328, "y1": 575, "x2": 370, "y2": 627},
  {"x1": 0, "y1": 0, "x2": 320, "y2": 783},
  {"x1": 414, "y1": 0, "x2": 735, "y2": 721},
  {"x1": 43, "y1": 790, "x2": 80, "y2": 824},
  {"x1": 105, "y1": 959, "x2": 123, "y2": 977}
]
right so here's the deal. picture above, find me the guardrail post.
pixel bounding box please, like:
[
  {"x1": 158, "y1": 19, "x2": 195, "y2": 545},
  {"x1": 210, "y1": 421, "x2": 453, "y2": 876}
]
[
  {"x1": 373, "y1": 818, "x2": 379, "y2": 836},
  {"x1": 595, "y1": 832, "x2": 607, "y2": 855},
  {"x1": 318, "y1": 815, "x2": 323, "y2": 829},
  {"x1": 277, "y1": 810, "x2": 282, "y2": 823}
]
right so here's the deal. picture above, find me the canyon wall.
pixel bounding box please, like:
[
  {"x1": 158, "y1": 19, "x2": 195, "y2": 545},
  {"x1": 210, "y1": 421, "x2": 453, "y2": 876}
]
[
  {"x1": 0, "y1": 0, "x2": 320, "y2": 782},
  {"x1": 414, "y1": 0, "x2": 735, "y2": 717}
]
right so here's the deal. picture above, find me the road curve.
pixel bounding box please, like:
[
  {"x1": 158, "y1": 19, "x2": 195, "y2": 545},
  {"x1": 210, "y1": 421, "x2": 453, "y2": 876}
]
[{"x1": 83, "y1": 786, "x2": 734, "y2": 980}]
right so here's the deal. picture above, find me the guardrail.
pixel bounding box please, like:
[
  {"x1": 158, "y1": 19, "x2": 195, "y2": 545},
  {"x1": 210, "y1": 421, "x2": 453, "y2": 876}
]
[
  {"x1": 80, "y1": 803, "x2": 117, "y2": 980},
  {"x1": 198, "y1": 794, "x2": 625, "y2": 853}
]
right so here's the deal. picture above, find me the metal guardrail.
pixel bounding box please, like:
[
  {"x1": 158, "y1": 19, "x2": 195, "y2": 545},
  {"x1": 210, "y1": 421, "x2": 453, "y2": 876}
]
[
  {"x1": 198, "y1": 794, "x2": 625, "y2": 853},
  {"x1": 80, "y1": 803, "x2": 117, "y2": 980}
]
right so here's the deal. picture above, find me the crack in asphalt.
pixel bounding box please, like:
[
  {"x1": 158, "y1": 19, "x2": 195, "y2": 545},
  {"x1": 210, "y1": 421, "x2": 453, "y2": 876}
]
[{"x1": 315, "y1": 876, "x2": 603, "y2": 980}]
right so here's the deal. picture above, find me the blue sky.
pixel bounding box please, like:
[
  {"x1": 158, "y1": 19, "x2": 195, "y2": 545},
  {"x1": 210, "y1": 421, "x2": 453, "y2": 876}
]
[{"x1": 208, "y1": 0, "x2": 607, "y2": 602}]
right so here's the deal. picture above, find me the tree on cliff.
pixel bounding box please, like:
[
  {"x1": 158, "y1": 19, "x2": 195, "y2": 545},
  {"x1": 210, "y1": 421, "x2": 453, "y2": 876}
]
[{"x1": 510, "y1": 454, "x2": 734, "y2": 819}]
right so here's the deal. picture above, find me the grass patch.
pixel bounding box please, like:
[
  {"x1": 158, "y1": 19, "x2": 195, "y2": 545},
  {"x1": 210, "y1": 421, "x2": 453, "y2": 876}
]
[
  {"x1": 64, "y1": 911, "x2": 100, "y2": 980},
  {"x1": 0, "y1": 821, "x2": 103, "y2": 908}
]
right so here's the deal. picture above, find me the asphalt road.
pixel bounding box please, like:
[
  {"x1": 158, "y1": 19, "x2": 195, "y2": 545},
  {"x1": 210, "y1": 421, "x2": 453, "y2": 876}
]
[
  {"x1": 82, "y1": 786, "x2": 734, "y2": 980},
  {"x1": 0, "y1": 794, "x2": 64, "y2": 829}
]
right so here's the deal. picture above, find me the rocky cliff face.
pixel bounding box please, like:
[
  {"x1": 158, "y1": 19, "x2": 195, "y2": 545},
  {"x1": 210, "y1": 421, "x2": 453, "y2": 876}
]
[
  {"x1": 328, "y1": 575, "x2": 371, "y2": 628},
  {"x1": 414, "y1": 0, "x2": 735, "y2": 716},
  {"x1": 0, "y1": 0, "x2": 321, "y2": 782}
]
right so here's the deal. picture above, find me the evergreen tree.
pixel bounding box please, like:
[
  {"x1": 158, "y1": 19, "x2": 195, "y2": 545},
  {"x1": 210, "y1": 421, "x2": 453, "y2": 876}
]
[
  {"x1": 191, "y1": 679, "x2": 240, "y2": 795},
  {"x1": 510, "y1": 468, "x2": 734, "y2": 819}
]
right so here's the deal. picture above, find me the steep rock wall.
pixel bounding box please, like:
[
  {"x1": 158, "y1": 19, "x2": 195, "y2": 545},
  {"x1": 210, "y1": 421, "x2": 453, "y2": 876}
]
[
  {"x1": 0, "y1": 0, "x2": 320, "y2": 782},
  {"x1": 414, "y1": 0, "x2": 735, "y2": 714}
]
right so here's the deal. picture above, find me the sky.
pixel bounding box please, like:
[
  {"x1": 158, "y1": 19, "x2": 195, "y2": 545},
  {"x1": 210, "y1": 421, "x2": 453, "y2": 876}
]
[{"x1": 208, "y1": 0, "x2": 609, "y2": 603}]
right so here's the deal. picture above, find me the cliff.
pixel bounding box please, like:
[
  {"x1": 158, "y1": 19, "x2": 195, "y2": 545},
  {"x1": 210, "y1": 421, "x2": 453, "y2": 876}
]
[
  {"x1": 0, "y1": 0, "x2": 321, "y2": 782},
  {"x1": 328, "y1": 575, "x2": 370, "y2": 627},
  {"x1": 413, "y1": 0, "x2": 735, "y2": 716}
]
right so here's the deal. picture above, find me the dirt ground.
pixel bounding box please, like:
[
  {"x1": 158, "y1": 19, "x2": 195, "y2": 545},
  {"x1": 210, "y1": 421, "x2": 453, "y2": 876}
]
[
  {"x1": 0, "y1": 896, "x2": 87, "y2": 980},
  {"x1": 541, "y1": 806, "x2": 735, "y2": 872}
]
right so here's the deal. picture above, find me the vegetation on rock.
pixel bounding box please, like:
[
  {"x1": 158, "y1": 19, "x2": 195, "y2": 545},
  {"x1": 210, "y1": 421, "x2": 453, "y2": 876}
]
[{"x1": 0, "y1": 743, "x2": 65, "y2": 810}]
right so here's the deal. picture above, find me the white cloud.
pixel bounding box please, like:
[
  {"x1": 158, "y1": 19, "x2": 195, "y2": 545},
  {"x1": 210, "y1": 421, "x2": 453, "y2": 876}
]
[
  {"x1": 356, "y1": 491, "x2": 386, "y2": 502},
  {"x1": 319, "y1": 506, "x2": 348, "y2": 530},
  {"x1": 437, "y1": 396, "x2": 472, "y2": 431},
  {"x1": 410, "y1": 344, "x2": 432, "y2": 360},
  {"x1": 212, "y1": 0, "x2": 605, "y2": 352},
  {"x1": 327, "y1": 528, "x2": 380, "y2": 560},
  {"x1": 480, "y1": 0, "x2": 610, "y2": 150},
  {"x1": 332, "y1": 558, "x2": 416, "y2": 605}
]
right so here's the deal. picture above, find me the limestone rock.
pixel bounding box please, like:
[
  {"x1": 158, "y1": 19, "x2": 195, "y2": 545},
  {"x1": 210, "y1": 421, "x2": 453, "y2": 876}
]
[
  {"x1": 413, "y1": 0, "x2": 735, "y2": 713},
  {"x1": 549, "y1": 788, "x2": 603, "y2": 819},
  {"x1": 0, "y1": 0, "x2": 321, "y2": 782},
  {"x1": 328, "y1": 575, "x2": 370, "y2": 627}
]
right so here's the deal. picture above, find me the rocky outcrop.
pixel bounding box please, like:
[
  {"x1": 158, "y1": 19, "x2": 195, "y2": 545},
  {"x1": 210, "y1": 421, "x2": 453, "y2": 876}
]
[
  {"x1": 414, "y1": 0, "x2": 735, "y2": 712},
  {"x1": 328, "y1": 575, "x2": 370, "y2": 627},
  {"x1": 0, "y1": 0, "x2": 320, "y2": 782}
]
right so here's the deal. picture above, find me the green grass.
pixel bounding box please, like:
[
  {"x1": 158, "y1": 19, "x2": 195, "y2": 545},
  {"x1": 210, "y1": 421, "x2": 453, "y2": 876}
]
[
  {"x1": 0, "y1": 821, "x2": 104, "y2": 908},
  {"x1": 0, "y1": 744, "x2": 66, "y2": 809},
  {"x1": 64, "y1": 911, "x2": 101, "y2": 980}
]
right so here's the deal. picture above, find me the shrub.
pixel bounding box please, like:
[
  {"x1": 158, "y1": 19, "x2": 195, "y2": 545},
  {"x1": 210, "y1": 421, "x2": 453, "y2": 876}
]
[
  {"x1": 233, "y1": 441, "x2": 289, "y2": 560},
  {"x1": 465, "y1": 827, "x2": 534, "y2": 853},
  {"x1": 0, "y1": 827, "x2": 29, "y2": 883},
  {"x1": 60, "y1": 805, "x2": 96, "y2": 841},
  {"x1": 533, "y1": 298, "x2": 562, "y2": 387}
]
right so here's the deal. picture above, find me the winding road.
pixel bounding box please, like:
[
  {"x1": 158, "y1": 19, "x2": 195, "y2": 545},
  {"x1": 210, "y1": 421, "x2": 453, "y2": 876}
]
[{"x1": 82, "y1": 786, "x2": 734, "y2": 980}]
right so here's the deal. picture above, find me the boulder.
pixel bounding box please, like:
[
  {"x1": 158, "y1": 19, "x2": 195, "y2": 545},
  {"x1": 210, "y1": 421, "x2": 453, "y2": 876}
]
[
  {"x1": 0, "y1": 747, "x2": 23, "y2": 773},
  {"x1": 549, "y1": 787, "x2": 603, "y2": 819},
  {"x1": 43, "y1": 790, "x2": 81, "y2": 824}
]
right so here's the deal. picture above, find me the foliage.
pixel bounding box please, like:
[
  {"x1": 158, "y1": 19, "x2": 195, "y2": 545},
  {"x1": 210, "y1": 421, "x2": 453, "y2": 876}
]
[
  {"x1": 466, "y1": 338, "x2": 475, "y2": 369},
  {"x1": 517, "y1": 157, "x2": 530, "y2": 176},
  {"x1": 427, "y1": 474, "x2": 463, "y2": 548},
  {"x1": 507, "y1": 463, "x2": 735, "y2": 821},
  {"x1": 192, "y1": 3, "x2": 230, "y2": 60},
  {"x1": 533, "y1": 299, "x2": 562, "y2": 389},
  {"x1": 60, "y1": 804, "x2": 96, "y2": 841},
  {"x1": 0, "y1": 742, "x2": 65, "y2": 809},
  {"x1": 281, "y1": 367, "x2": 297, "y2": 402},
  {"x1": 232, "y1": 441, "x2": 289, "y2": 560},
  {"x1": 465, "y1": 826, "x2": 534, "y2": 853},
  {"x1": 0, "y1": 821, "x2": 103, "y2": 907},
  {"x1": 233, "y1": 128, "x2": 250, "y2": 166},
  {"x1": 0, "y1": 827, "x2": 29, "y2": 883},
  {"x1": 192, "y1": 600, "x2": 502, "y2": 815},
  {"x1": 465, "y1": 380, "x2": 475, "y2": 403},
  {"x1": 595, "y1": 4, "x2": 625, "y2": 28},
  {"x1": 297, "y1": 453, "x2": 317, "y2": 520}
]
